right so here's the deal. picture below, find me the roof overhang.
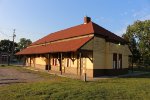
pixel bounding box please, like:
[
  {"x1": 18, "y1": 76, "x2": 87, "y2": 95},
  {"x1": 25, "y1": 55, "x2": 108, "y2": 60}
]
[{"x1": 16, "y1": 36, "x2": 93, "y2": 55}]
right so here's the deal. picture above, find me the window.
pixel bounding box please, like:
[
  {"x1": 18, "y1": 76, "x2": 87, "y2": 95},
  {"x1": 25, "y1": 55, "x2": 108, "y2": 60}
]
[
  {"x1": 118, "y1": 54, "x2": 122, "y2": 69},
  {"x1": 113, "y1": 53, "x2": 117, "y2": 69},
  {"x1": 113, "y1": 53, "x2": 122, "y2": 69}
]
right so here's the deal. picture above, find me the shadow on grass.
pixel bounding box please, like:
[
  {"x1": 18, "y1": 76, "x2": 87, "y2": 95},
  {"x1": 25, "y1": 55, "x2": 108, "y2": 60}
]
[{"x1": 121, "y1": 73, "x2": 150, "y2": 78}]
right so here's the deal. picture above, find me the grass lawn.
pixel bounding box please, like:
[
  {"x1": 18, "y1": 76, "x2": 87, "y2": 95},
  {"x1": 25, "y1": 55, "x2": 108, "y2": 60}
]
[{"x1": 0, "y1": 66, "x2": 150, "y2": 100}]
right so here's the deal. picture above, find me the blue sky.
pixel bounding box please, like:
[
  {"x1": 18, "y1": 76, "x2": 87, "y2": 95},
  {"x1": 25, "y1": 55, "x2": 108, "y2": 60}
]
[{"x1": 0, "y1": 0, "x2": 150, "y2": 42}]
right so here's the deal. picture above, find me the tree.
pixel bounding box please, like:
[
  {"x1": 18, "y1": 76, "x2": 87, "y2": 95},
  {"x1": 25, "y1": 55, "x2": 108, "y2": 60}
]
[
  {"x1": 0, "y1": 39, "x2": 18, "y2": 53},
  {"x1": 123, "y1": 20, "x2": 150, "y2": 65},
  {"x1": 18, "y1": 38, "x2": 32, "y2": 51}
]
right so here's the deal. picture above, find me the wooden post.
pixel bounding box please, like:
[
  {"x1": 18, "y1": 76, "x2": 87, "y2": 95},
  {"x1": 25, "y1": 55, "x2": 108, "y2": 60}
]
[
  {"x1": 63, "y1": 57, "x2": 65, "y2": 73},
  {"x1": 17, "y1": 55, "x2": 21, "y2": 66},
  {"x1": 7, "y1": 54, "x2": 10, "y2": 66},
  {"x1": 23, "y1": 56, "x2": 26, "y2": 67},
  {"x1": 17, "y1": 55, "x2": 20, "y2": 65},
  {"x1": 77, "y1": 58, "x2": 79, "y2": 75},
  {"x1": 60, "y1": 53, "x2": 62, "y2": 75},
  {"x1": 84, "y1": 72, "x2": 87, "y2": 82},
  {"x1": 79, "y1": 52, "x2": 82, "y2": 76},
  {"x1": 34, "y1": 55, "x2": 36, "y2": 67},
  {"x1": 48, "y1": 53, "x2": 50, "y2": 72},
  {"x1": 30, "y1": 56, "x2": 31, "y2": 67},
  {"x1": 82, "y1": 54, "x2": 87, "y2": 82}
]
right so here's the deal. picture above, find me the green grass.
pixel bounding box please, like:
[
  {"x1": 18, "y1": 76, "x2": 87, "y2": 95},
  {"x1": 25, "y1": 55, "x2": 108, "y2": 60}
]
[{"x1": 0, "y1": 66, "x2": 150, "y2": 100}]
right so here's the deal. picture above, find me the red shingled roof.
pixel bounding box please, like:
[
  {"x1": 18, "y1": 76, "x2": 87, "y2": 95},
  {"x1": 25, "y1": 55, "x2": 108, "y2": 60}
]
[
  {"x1": 16, "y1": 20, "x2": 127, "y2": 55},
  {"x1": 31, "y1": 22, "x2": 94, "y2": 46},
  {"x1": 16, "y1": 36, "x2": 93, "y2": 55},
  {"x1": 31, "y1": 22, "x2": 126, "y2": 46},
  {"x1": 92, "y1": 22, "x2": 126, "y2": 43}
]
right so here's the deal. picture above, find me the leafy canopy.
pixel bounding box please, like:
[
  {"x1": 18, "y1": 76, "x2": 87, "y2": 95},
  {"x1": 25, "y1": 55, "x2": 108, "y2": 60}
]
[
  {"x1": 0, "y1": 39, "x2": 18, "y2": 53},
  {"x1": 123, "y1": 20, "x2": 150, "y2": 65},
  {"x1": 18, "y1": 38, "x2": 32, "y2": 51}
]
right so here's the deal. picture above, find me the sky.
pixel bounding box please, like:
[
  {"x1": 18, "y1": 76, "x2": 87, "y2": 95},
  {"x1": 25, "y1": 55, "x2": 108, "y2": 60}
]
[{"x1": 0, "y1": 0, "x2": 150, "y2": 42}]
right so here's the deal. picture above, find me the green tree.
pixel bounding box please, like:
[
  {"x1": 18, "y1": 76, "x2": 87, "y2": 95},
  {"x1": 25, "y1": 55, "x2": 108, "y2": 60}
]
[
  {"x1": 18, "y1": 38, "x2": 32, "y2": 50},
  {"x1": 123, "y1": 20, "x2": 150, "y2": 65},
  {"x1": 0, "y1": 39, "x2": 18, "y2": 53}
]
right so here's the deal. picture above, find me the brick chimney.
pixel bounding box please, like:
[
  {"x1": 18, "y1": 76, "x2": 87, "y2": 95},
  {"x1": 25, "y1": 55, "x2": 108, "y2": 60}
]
[{"x1": 84, "y1": 16, "x2": 91, "y2": 24}]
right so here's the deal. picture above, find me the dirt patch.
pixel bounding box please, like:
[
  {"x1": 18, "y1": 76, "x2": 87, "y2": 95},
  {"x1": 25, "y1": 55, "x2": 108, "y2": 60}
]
[{"x1": 0, "y1": 67, "x2": 47, "y2": 86}]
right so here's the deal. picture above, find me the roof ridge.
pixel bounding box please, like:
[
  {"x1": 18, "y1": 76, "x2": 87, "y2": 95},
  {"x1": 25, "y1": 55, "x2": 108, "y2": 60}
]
[
  {"x1": 90, "y1": 22, "x2": 95, "y2": 33},
  {"x1": 29, "y1": 34, "x2": 93, "y2": 48},
  {"x1": 92, "y1": 22, "x2": 126, "y2": 43},
  {"x1": 30, "y1": 24, "x2": 84, "y2": 46},
  {"x1": 30, "y1": 22, "x2": 94, "y2": 46}
]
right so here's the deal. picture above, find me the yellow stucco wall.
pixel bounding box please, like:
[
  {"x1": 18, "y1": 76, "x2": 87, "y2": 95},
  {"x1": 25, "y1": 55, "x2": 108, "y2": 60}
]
[
  {"x1": 86, "y1": 57, "x2": 93, "y2": 69},
  {"x1": 25, "y1": 52, "x2": 93, "y2": 77},
  {"x1": 93, "y1": 36, "x2": 132, "y2": 69},
  {"x1": 26, "y1": 57, "x2": 30, "y2": 66},
  {"x1": 26, "y1": 56, "x2": 46, "y2": 70},
  {"x1": 93, "y1": 36, "x2": 106, "y2": 69},
  {"x1": 25, "y1": 36, "x2": 131, "y2": 77},
  {"x1": 35, "y1": 57, "x2": 47, "y2": 65},
  {"x1": 107, "y1": 43, "x2": 131, "y2": 69},
  {"x1": 81, "y1": 39, "x2": 93, "y2": 50}
]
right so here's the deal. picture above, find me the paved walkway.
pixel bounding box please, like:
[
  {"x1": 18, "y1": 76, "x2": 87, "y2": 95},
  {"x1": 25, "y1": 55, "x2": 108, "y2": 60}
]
[
  {"x1": 1, "y1": 66, "x2": 149, "y2": 84},
  {"x1": 25, "y1": 67, "x2": 150, "y2": 81},
  {"x1": 0, "y1": 67, "x2": 46, "y2": 86},
  {"x1": 26, "y1": 67, "x2": 83, "y2": 80}
]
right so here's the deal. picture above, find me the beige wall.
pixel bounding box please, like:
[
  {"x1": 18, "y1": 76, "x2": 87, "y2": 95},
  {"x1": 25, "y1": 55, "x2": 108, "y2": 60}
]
[
  {"x1": 25, "y1": 36, "x2": 131, "y2": 77},
  {"x1": 81, "y1": 39, "x2": 93, "y2": 50},
  {"x1": 26, "y1": 57, "x2": 30, "y2": 66},
  {"x1": 35, "y1": 57, "x2": 47, "y2": 65},
  {"x1": 25, "y1": 52, "x2": 94, "y2": 77},
  {"x1": 108, "y1": 43, "x2": 131, "y2": 69},
  {"x1": 93, "y1": 36, "x2": 106, "y2": 69},
  {"x1": 26, "y1": 56, "x2": 46, "y2": 70},
  {"x1": 93, "y1": 36, "x2": 132, "y2": 69}
]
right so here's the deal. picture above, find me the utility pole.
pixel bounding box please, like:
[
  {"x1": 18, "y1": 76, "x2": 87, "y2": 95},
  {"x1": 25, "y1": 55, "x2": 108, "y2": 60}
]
[{"x1": 11, "y1": 29, "x2": 16, "y2": 61}]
